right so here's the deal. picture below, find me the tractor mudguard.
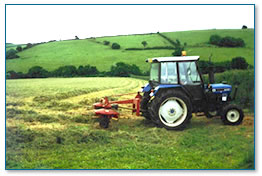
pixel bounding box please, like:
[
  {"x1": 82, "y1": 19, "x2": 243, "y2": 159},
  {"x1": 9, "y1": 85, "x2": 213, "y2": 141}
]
[
  {"x1": 151, "y1": 85, "x2": 181, "y2": 96},
  {"x1": 141, "y1": 83, "x2": 151, "y2": 93}
]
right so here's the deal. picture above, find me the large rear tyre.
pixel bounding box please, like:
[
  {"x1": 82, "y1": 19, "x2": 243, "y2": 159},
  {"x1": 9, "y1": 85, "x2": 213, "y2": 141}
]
[
  {"x1": 149, "y1": 90, "x2": 192, "y2": 130},
  {"x1": 140, "y1": 92, "x2": 151, "y2": 120},
  {"x1": 221, "y1": 104, "x2": 244, "y2": 125}
]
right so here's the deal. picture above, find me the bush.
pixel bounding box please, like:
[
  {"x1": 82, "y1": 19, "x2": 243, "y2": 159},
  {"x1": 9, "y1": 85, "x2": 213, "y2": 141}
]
[
  {"x1": 52, "y1": 65, "x2": 78, "y2": 77},
  {"x1": 16, "y1": 46, "x2": 22, "y2": 52},
  {"x1": 77, "y1": 65, "x2": 98, "y2": 76},
  {"x1": 198, "y1": 57, "x2": 249, "y2": 74},
  {"x1": 231, "y1": 57, "x2": 248, "y2": 69},
  {"x1": 6, "y1": 49, "x2": 19, "y2": 59},
  {"x1": 109, "y1": 62, "x2": 142, "y2": 77},
  {"x1": 242, "y1": 25, "x2": 248, "y2": 29},
  {"x1": 219, "y1": 36, "x2": 245, "y2": 47},
  {"x1": 111, "y1": 43, "x2": 120, "y2": 49},
  {"x1": 103, "y1": 41, "x2": 110, "y2": 45},
  {"x1": 209, "y1": 35, "x2": 245, "y2": 47},
  {"x1": 26, "y1": 43, "x2": 33, "y2": 48},
  {"x1": 209, "y1": 35, "x2": 222, "y2": 46},
  {"x1": 6, "y1": 71, "x2": 25, "y2": 79},
  {"x1": 27, "y1": 66, "x2": 49, "y2": 78}
]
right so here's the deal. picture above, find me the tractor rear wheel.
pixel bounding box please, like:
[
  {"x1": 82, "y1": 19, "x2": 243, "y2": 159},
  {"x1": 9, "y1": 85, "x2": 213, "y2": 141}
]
[
  {"x1": 221, "y1": 104, "x2": 244, "y2": 125},
  {"x1": 140, "y1": 92, "x2": 151, "y2": 120},
  {"x1": 150, "y1": 90, "x2": 192, "y2": 130}
]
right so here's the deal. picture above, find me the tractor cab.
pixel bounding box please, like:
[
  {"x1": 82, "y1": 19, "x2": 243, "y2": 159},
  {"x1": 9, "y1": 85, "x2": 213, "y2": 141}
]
[
  {"x1": 148, "y1": 56, "x2": 201, "y2": 86},
  {"x1": 145, "y1": 56, "x2": 205, "y2": 105}
]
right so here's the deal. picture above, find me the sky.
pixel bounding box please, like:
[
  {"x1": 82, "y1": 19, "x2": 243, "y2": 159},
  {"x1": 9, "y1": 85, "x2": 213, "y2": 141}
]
[{"x1": 6, "y1": 5, "x2": 254, "y2": 44}]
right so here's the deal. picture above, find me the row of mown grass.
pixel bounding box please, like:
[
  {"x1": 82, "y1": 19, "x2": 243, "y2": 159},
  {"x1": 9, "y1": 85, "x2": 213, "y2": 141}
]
[{"x1": 6, "y1": 77, "x2": 254, "y2": 169}]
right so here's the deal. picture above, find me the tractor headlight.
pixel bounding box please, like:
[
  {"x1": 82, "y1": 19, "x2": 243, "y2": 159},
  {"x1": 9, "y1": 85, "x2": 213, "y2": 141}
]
[
  {"x1": 149, "y1": 92, "x2": 154, "y2": 97},
  {"x1": 154, "y1": 86, "x2": 160, "y2": 91},
  {"x1": 149, "y1": 86, "x2": 159, "y2": 97}
]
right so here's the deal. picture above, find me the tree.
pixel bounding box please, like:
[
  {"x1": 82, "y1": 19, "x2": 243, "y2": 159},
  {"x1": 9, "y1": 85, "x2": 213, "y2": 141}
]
[
  {"x1": 231, "y1": 57, "x2": 248, "y2": 69},
  {"x1": 242, "y1": 25, "x2": 248, "y2": 29},
  {"x1": 16, "y1": 45, "x2": 22, "y2": 52},
  {"x1": 103, "y1": 41, "x2": 110, "y2": 45},
  {"x1": 110, "y1": 62, "x2": 129, "y2": 77},
  {"x1": 77, "y1": 65, "x2": 98, "y2": 76},
  {"x1": 209, "y1": 35, "x2": 222, "y2": 45},
  {"x1": 75, "y1": 36, "x2": 79, "y2": 40},
  {"x1": 112, "y1": 43, "x2": 120, "y2": 49},
  {"x1": 6, "y1": 49, "x2": 19, "y2": 59},
  {"x1": 52, "y1": 65, "x2": 78, "y2": 77},
  {"x1": 26, "y1": 43, "x2": 33, "y2": 49},
  {"x1": 27, "y1": 66, "x2": 49, "y2": 78},
  {"x1": 141, "y1": 41, "x2": 147, "y2": 48},
  {"x1": 172, "y1": 39, "x2": 186, "y2": 56}
]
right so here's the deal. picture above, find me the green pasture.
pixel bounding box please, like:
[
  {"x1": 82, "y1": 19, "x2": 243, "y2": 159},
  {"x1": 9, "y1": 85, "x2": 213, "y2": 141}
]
[{"x1": 6, "y1": 29, "x2": 254, "y2": 73}]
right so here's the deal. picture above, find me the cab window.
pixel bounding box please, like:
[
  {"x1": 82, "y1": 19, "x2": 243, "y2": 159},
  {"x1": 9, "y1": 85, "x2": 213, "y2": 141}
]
[
  {"x1": 178, "y1": 62, "x2": 201, "y2": 85},
  {"x1": 150, "y1": 63, "x2": 159, "y2": 82},
  {"x1": 161, "y1": 62, "x2": 178, "y2": 84}
]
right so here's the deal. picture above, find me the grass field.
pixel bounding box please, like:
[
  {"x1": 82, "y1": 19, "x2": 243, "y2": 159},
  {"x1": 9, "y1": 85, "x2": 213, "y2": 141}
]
[
  {"x1": 6, "y1": 29, "x2": 254, "y2": 73},
  {"x1": 6, "y1": 77, "x2": 254, "y2": 169}
]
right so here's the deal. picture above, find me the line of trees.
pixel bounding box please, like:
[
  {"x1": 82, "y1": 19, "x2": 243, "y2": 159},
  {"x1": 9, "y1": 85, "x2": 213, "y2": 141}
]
[
  {"x1": 6, "y1": 57, "x2": 251, "y2": 79},
  {"x1": 6, "y1": 62, "x2": 146, "y2": 79}
]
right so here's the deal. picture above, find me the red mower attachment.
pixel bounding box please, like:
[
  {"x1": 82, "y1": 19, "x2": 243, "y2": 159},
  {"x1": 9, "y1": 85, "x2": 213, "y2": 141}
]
[{"x1": 93, "y1": 92, "x2": 142, "y2": 128}]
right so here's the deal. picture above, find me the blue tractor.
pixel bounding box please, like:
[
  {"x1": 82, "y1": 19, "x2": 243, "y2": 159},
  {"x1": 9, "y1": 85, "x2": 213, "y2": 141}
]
[{"x1": 140, "y1": 56, "x2": 244, "y2": 130}]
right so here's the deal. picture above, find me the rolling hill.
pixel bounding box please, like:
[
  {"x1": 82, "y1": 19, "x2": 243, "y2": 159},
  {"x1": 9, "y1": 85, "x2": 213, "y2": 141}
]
[{"x1": 6, "y1": 29, "x2": 254, "y2": 73}]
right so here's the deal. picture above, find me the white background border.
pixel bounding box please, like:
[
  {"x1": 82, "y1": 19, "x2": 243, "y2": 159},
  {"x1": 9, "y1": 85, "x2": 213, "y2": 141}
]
[{"x1": 0, "y1": 0, "x2": 259, "y2": 176}]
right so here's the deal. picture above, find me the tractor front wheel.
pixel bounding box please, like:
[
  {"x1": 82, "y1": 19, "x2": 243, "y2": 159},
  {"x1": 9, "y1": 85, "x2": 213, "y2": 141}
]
[
  {"x1": 150, "y1": 90, "x2": 192, "y2": 130},
  {"x1": 221, "y1": 104, "x2": 244, "y2": 125}
]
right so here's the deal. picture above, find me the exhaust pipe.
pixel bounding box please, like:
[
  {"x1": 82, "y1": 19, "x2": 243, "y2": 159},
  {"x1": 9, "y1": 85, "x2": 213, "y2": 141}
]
[
  {"x1": 232, "y1": 86, "x2": 238, "y2": 101},
  {"x1": 208, "y1": 65, "x2": 215, "y2": 84},
  {"x1": 208, "y1": 54, "x2": 215, "y2": 84}
]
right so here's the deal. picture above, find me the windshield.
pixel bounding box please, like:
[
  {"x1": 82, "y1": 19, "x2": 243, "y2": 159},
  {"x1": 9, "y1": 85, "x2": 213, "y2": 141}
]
[
  {"x1": 150, "y1": 63, "x2": 159, "y2": 82},
  {"x1": 178, "y1": 61, "x2": 201, "y2": 85}
]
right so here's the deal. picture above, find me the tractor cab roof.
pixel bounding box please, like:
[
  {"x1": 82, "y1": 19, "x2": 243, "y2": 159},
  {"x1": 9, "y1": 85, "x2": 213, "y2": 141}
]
[{"x1": 146, "y1": 56, "x2": 200, "y2": 63}]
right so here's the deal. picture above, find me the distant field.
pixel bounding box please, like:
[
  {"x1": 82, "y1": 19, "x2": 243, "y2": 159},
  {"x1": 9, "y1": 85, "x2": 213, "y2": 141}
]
[
  {"x1": 6, "y1": 29, "x2": 254, "y2": 73},
  {"x1": 6, "y1": 77, "x2": 254, "y2": 169}
]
